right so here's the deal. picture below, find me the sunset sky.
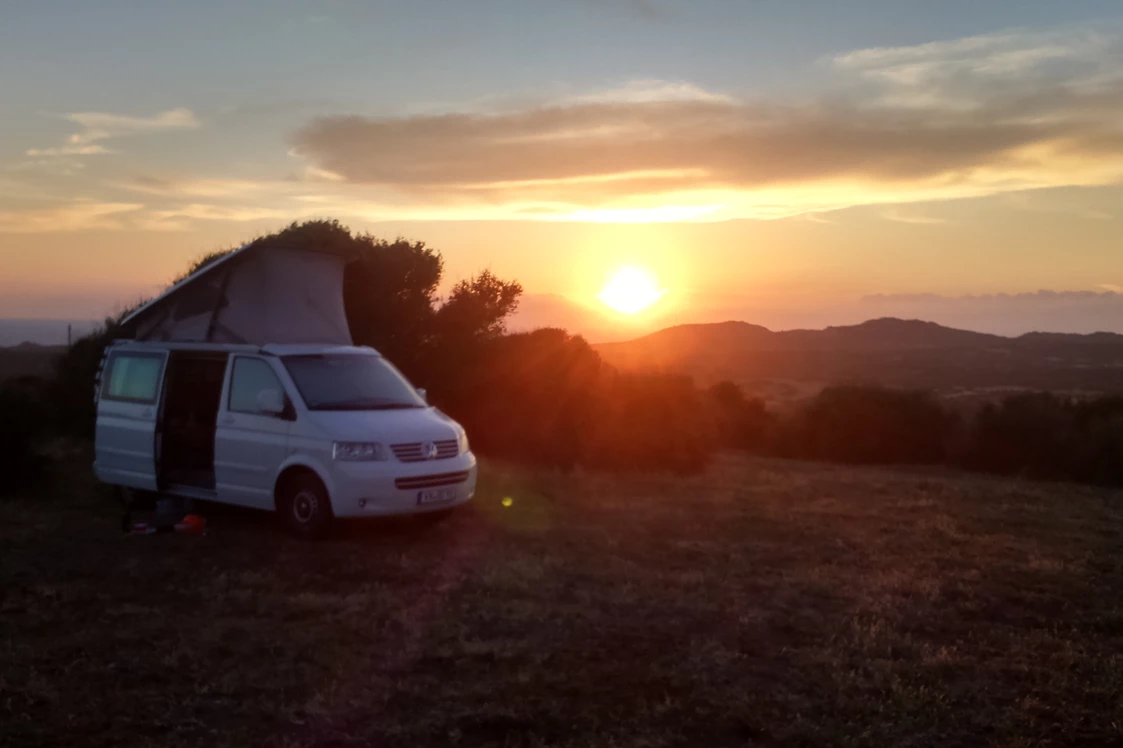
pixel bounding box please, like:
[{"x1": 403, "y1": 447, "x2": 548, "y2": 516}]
[{"x1": 2, "y1": 0, "x2": 1123, "y2": 341}]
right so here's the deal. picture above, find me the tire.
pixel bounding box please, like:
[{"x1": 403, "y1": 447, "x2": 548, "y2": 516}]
[{"x1": 277, "y1": 472, "x2": 334, "y2": 539}]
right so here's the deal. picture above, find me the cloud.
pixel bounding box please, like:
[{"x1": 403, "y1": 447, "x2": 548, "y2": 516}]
[
  {"x1": 0, "y1": 201, "x2": 143, "y2": 233},
  {"x1": 1002, "y1": 190, "x2": 1114, "y2": 220},
  {"x1": 290, "y1": 27, "x2": 1123, "y2": 221},
  {"x1": 113, "y1": 175, "x2": 277, "y2": 198},
  {"x1": 832, "y1": 27, "x2": 1120, "y2": 106},
  {"x1": 27, "y1": 108, "x2": 200, "y2": 158},
  {"x1": 0, "y1": 194, "x2": 295, "y2": 233},
  {"x1": 7, "y1": 158, "x2": 88, "y2": 177},
  {"x1": 133, "y1": 203, "x2": 290, "y2": 232},
  {"x1": 304, "y1": 165, "x2": 345, "y2": 182},
  {"x1": 565, "y1": 79, "x2": 734, "y2": 105},
  {"x1": 65, "y1": 108, "x2": 200, "y2": 144},
  {"x1": 881, "y1": 209, "x2": 948, "y2": 225},
  {"x1": 25, "y1": 145, "x2": 111, "y2": 157},
  {"x1": 866, "y1": 290, "x2": 1123, "y2": 303},
  {"x1": 145, "y1": 203, "x2": 289, "y2": 222}
]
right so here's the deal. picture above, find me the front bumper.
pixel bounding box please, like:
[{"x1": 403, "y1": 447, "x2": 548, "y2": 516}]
[{"x1": 329, "y1": 451, "x2": 478, "y2": 517}]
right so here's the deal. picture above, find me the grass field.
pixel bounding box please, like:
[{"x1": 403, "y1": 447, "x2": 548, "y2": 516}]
[{"x1": 3, "y1": 452, "x2": 1122, "y2": 747}]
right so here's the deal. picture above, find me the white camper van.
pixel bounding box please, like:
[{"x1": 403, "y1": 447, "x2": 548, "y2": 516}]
[
  {"x1": 94, "y1": 341, "x2": 477, "y2": 536},
  {"x1": 92, "y1": 240, "x2": 476, "y2": 536}
]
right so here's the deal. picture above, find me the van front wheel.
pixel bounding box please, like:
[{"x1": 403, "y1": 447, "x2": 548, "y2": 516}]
[{"x1": 278, "y1": 473, "x2": 334, "y2": 539}]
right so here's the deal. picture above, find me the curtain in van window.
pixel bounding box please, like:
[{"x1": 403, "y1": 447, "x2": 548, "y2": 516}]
[{"x1": 107, "y1": 355, "x2": 163, "y2": 402}]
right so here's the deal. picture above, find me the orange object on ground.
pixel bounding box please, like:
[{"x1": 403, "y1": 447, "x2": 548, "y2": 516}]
[
  {"x1": 177, "y1": 515, "x2": 206, "y2": 535},
  {"x1": 126, "y1": 514, "x2": 206, "y2": 536}
]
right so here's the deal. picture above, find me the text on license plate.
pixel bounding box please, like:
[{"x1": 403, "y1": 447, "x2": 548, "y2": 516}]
[{"x1": 417, "y1": 487, "x2": 458, "y2": 505}]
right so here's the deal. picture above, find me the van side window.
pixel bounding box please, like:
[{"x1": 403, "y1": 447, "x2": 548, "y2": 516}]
[
  {"x1": 228, "y1": 358, "x2": 285, "y2": 415},
  {"x1": 102, "y1": 352, "x2": 165, "y2": 403}
]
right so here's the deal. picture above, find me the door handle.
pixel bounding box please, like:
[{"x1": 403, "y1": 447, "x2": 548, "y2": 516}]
[
  {"x1": 141, "y1": 408, "x2": 153, "y2": 418},
  {"x1": 221, "y1": 416, "x2": 235, "y2": 425}
]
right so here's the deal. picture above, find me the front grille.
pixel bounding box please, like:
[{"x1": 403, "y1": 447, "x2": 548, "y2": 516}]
[
  {"x1": 395, "y1": 471, "x2": 471, "y2": 490},
  {"x1": 391, "y1": 439, "x2": 459, "y2": 462}
]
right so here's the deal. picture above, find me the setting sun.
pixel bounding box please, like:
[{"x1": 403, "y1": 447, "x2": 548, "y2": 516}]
[{"x1": 598, "y1": 266, "x2": 665, "y2": 315}]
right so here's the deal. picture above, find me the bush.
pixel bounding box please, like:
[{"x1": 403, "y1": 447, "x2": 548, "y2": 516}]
[
  {"x1": 963, "y1": 393, "x2": 1072, "y2": 478},
  {"x1": 782, "y1": 386, "x2": 956, "y2": 465},
  {"x1": 1071, "y1": 397, "x2": 1123, "y2": 486},
  {"x1": 0, "y1": 376, "x2": 53, "y2": 496},
  {"x1": 434, "y1": 329, "x2": 713, "y2": 472},
  {"x1": 706, "y1": 381, "x2": 772, "y2": 451},
  {"x1": 582, "y1": 372, "x2": 711, "y2": 473},
  {"x1": 437, "y1": 328, "x2": 603, "y2": 469},
  {"x1": 962, "y1": 393, "x2": 1123, "y2": 486},
  {"x1": 52, "y1": 321, "x2": 124, "y2": 439}
]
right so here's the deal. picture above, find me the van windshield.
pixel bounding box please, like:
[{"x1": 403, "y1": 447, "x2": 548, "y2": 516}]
[{"x1": 281, "y1": 354, "x2": 426, "y2": 411}]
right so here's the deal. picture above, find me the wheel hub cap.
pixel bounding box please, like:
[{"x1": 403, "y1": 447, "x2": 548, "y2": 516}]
[{"x1": 293, "y1": 490, "x2": 318, "y2": 523}]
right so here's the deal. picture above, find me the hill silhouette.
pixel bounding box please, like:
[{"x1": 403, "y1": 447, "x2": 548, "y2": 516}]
[
  {"x1": 0, "y1": 342, "x2": 66, "y2": 382},
  {"x1": 595, "y1": 318, "x2": 1123, "y2": 393}
]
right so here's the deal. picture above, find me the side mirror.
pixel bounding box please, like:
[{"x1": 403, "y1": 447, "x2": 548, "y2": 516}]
[
  {"x1": 417, "y1": 388, "x2": 428, "y2": 404},
  {"x1": 256, "y1": 388, "x2": 285, "y2": 415}
]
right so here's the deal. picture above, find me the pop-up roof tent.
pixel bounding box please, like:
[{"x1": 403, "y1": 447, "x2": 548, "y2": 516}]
[{"x1": 120, "y1": 243, "x2": 352, "y2": 345}]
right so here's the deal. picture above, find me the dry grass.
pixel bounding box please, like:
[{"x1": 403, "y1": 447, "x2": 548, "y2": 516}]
[{"x1": 2, "y1": 454, "x2": 1123, "y2": 747}]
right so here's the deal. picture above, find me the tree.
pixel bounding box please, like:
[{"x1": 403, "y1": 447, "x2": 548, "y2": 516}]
[
  {"x1": 435, "y1": 270, "x2": 523, "y2": 344},
  {"x1": 343, "y1": 237, "x2": 443, "y2": 378},
  {"x1": 706, "y1": 381, "x2": 771, "y2": 450},
  {"x1": 438, "y1": 328, "x2": 603, "y2": 468}
]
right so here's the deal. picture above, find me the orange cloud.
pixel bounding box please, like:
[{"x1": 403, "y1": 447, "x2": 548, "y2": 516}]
[
  {"x1": 0, "y1": 201, "x2": 143, "y2": 233},
  {"x1": 290, "y1": 30, "x2": 1123, "y2": 221}
]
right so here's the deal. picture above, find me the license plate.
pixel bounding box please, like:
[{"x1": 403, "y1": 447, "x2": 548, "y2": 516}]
[{"x1": 417, "y1": 487, "x2": 458, "y2": 505}]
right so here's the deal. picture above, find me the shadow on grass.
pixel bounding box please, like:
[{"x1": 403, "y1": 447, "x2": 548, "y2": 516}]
[{"x1": 187, "y1": 498, "x2": 467, "y2": 543}]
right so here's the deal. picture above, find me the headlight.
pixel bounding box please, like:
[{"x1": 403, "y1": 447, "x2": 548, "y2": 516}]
[
  {"x1": 333, "y1": 441, "x2": 387, "y2": 461},
  {"x1": 458, "y1": 431, "x2": 470, "y2": 455}
]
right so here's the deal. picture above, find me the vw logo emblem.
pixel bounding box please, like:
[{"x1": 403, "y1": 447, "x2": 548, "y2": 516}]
[{"x1": 421, "y1": 441, "x2": 438, "y2": 460}]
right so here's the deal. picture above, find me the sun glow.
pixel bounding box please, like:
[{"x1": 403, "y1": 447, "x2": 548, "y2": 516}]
[{"x1": 598, "y1": 266, "x2": 665, "y2": 315}]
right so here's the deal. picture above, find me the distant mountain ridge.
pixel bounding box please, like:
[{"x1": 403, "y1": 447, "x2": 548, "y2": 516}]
[{"x1": 594, "y1": 318, "x2": 1123, "y2": 393}]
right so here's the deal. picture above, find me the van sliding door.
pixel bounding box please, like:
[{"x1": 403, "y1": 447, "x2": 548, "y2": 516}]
[{"x1": 94, "y1": 350, "x2": 168, "y2": 491}]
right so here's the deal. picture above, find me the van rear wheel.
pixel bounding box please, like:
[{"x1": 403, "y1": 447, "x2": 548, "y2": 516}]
[{"x1": 278, "y1": 473, "x2": 334, "y2": 539}]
